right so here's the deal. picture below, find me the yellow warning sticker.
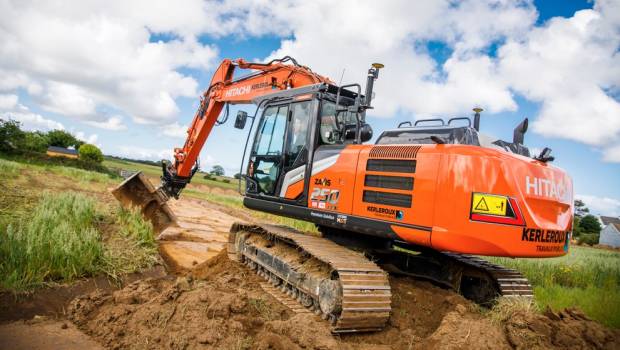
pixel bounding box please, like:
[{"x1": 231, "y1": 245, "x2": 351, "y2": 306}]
[{"x1": 472, "y1": 193, "x2": 508, "y2": 216}]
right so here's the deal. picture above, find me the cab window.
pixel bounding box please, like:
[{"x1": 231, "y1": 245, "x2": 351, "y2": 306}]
[
  {"x1": 319, "y1": 101, "x2": 356, "y2": 145},
  {"x1": 285, "y1": 101, "x2": 311, "y2": 167},
  {"x1": 251, "y1": 104, "x2": 288, "y2": 194}
]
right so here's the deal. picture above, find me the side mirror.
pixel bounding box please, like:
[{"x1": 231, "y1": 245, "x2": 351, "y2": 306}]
[{"x1": 234, "y1": 110, "x2": 248, "y2": 129}]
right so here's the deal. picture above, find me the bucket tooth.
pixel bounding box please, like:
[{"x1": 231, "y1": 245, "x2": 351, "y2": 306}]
[{"x1": 111, "y1": 171, "x2": 177, "y2": 232}]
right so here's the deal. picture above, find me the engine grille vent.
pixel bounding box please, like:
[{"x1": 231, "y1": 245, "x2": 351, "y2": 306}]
[
  {"x1": 365, "y1": 175, "x2": 414, "y2": 190},
  {"x1": 363, "y1": 190, "x2": 412, "y2": 208},
  {"x1": 369, "y1": 145, "x2": 421, "y2": 159},
  {"x1": 366, "y1": 159, "x2": 416, "y2": 173}
]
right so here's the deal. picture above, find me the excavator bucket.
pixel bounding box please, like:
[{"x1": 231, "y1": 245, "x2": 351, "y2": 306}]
[{"x1": 111, "y1": 172, "x2": 177, "y2": 232}]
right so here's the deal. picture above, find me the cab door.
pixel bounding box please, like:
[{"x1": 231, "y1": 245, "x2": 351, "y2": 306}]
[
  {"x1": 277, "y1": 100, "x2": 313, "y2": 200},
  {"x1": 248, "y1": 104, "x2": 288, "y2": 196},
  {"x1": 248, "y1": 99, "x2": 314, "y2": 201}
]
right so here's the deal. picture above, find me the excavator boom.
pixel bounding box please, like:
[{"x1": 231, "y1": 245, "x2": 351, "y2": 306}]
[{"x1": 113, "y1": 57, "x2": 332, "y2": 228}]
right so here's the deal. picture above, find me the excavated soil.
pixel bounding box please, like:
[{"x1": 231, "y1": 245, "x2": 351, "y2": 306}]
[{"x1": 68, "y1": 251, "x2": 620, "y2": 350}]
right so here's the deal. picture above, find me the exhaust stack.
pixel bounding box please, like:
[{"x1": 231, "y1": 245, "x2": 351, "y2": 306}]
[
  {"x1": 364, "y1": 63, "x2": 384, "y2": 114},
  {"x1": 473, "y1": 107, "x2": 483, "y2": 131},
  {"x1": 513, "y1": 118, "x2": 529, "y2": 145}
]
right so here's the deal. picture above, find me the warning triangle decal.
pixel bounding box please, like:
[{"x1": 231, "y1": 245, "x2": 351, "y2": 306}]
[{"x1": 475, "y1": 197, "x2": 489, "y2": 211}]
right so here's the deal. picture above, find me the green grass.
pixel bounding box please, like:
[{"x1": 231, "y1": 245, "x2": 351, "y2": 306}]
[
  {"x1": 487, "y1": 246, "x2": 620, "y2": 328},
  {"x1": 102, "y1": 206, "x2": 159, "y2": 279},
  {"x1": 46, "y1": 164, "x2": 116, "y2": 183},
  {"x1": 1, "y1": 154, "x2": 117, "y2": 184},
  {"x1": 103, "y1": 157, "x2": 239, "y2": 190},
  {"x1": 0, "y1": 192, "x2": 105, "y2": 291},
  {"x1": 0, "y1": 158, "x2": 24, "y2": 176}
]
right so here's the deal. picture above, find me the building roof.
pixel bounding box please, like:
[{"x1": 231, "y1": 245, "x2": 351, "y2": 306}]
[
  {"x1": 47, "y1": 146, "x2": 78, "y2": 155},
  {"x1": 600, "y1": 216, "x2": 620, "y2": 226}
]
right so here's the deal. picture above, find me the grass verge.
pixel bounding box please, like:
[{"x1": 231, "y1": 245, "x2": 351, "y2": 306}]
[
  {"x1": 0, "y1": 192, "x2": 105, "y2": 291},
  {"x1": 0, "y1": 191, "x2": 159, "y2": 292},
  {"x1": 487, "y1": 246, "x2": 620, "y2": 328},
  {"x1": 102, "y1": 206, "x2": 159, "y2": 279}
]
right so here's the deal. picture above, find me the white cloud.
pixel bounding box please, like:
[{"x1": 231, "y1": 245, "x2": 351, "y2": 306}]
[
  {"x1": 1, "y1": 110, "x2": 64, "y2": 131},
  {"x1": 39, "y1": 82, "x2": 97, "y2": 117},
  {"x1": 2, "y1": 0, "x2": 619, "y2": 164},
  {"x1": 0, "y1": 94, "x2": 18, "y2": 110},
  {"x1": 602, "y1": 144, "x2": 620, "y2": 162},
  {"x1": 160, "y1": 122, "x2": 188, "y2": 138},
  {"x1": 115, "y1": 146, "x2": 172, "y2": 161},
  {"x1": 75, "y1": 131, "x2": 100, "y2": 147},
  {"x1": 498, "y1": 6, "x2": 620, "y2": 148},
  {"x1": 85, "y1": 116, "x2": 127, "y2": 131},
  {"x1": 0, "y1": 0, "x2": 217, "y2": 126},
  {"x1": 261, "y1": 0, "x2": 535, "y2": 117},
  {"x1": 577, "y1": 194, "x2": 620, "y2": 217}
]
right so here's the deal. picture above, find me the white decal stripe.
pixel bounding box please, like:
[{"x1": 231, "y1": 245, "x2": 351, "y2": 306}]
[
  {"x1": 311, "y1": 154, "x2": 340, "y2": 176},
  {"x1": 279, "y1": 165, "x2": 306, "y2": 197},
  {"x1": 278, "y1": 154, "x2": 341, "y2": 197}
]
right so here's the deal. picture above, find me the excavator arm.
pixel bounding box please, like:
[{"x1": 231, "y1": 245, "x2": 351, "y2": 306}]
[
  {"x1": 112, "y1": 57, "x2": 333, "y2": 230},
  {"x1": 160, "y1": 56, "x2": 332, "y2": 198}
]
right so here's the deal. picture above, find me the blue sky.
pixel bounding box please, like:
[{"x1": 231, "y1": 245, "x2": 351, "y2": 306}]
[{"x1": 1, "y1": 0, "x2": 619, "y2": 216}]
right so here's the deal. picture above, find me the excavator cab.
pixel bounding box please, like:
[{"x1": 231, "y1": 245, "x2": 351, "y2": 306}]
[{"x1": 243, "y1": 84, "x2": 372, "y2": 203}]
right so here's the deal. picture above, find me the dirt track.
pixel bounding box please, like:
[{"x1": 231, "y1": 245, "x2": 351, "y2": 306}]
[{"x1": 2, "y1": 197, "x2": 620, "y2": 349}]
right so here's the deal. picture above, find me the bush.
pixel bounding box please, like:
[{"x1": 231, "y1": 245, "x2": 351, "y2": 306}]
[
  {"x1": 0, "y1": 119, "x2": 24, "y2": 152},
  {"x1": 577, "y1": 233, "x2": 600, "y2": 246},
  {"x1": 210, "y1": 165, "x2": 225, "y2": 176},
  {"x1": 222, "y1": 179, "x2": 231, "y2": 184},
  {"x1": 22, "y1": 132, "x2": 50, "y2": 152},
  {"x1": 79, "y1": 144, "x2": 104, "y2": 164},
  {"x1": 47, "y1": 129, "x2": 82, "y2": 149},
  {"x1": 579, "y1": 215, "x2": 602, "y2": 234}
]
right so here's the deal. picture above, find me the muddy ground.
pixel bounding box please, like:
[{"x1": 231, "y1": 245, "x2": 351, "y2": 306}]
[
  {"x1": 61, "y1": 251, "x2": 620, "y2": 350},
  {"x1": 2, "y1": 197, "x2": 620, "y2": 349}
]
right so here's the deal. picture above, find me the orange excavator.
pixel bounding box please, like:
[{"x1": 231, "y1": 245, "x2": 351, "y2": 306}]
[{"x1": 113, "y1": 56, "x2": 573, "y2": 333}]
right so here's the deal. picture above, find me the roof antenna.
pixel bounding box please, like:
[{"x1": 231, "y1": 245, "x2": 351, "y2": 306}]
[{"x1": 339, "y1": 68, "x2": 346, "y2": 86}]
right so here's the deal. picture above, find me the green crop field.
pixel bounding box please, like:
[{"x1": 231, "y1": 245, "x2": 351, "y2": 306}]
[
  {"x1": 487, "y1": 246, "x2": 620, "y2": 328},
  {"x1": 103, "y1": 157, "x2": 240, "y2": 191}
]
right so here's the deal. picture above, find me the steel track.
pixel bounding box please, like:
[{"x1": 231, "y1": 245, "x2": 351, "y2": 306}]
[
  {"x1": 227, "y1": 223, "x2": 533, "y2": 333},
  {"x1": 228, "y1": 223, "x2": 391, "y2": 333}
]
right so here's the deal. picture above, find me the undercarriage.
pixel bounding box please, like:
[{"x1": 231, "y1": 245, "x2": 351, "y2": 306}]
[{"x1": 228, "y1": 223, "x2": 533, "y2": 333}]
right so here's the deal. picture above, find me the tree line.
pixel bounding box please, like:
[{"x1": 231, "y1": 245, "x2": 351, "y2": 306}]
[
  {"x1": 573, "y1": 199, "x2": 603, "y2": 246},
  {"x1": 0, "y1": 119, "x2": 103, "y2": 164}
]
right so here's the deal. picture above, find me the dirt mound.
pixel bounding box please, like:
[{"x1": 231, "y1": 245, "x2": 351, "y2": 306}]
[
  {"x1": 68, "y1": 251, "x2": 336, "y2": 349},
  {"x1": 504, "y1": 308, "x2": 620, "y2": 349},
  {"x1": 68, "y1": 251, "x2": 620, "y2": 350},
  {"x1": 0, "y1": 266, "x2": 166, "y2": 323}
]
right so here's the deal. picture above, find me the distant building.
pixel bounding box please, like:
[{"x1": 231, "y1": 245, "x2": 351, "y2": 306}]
[
  {"x1": 46, "y1": 146, "x2": 78, "y2": 159},
  {"x1": 599, "y1": 216, "x2": 620, "y2": 248}
]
